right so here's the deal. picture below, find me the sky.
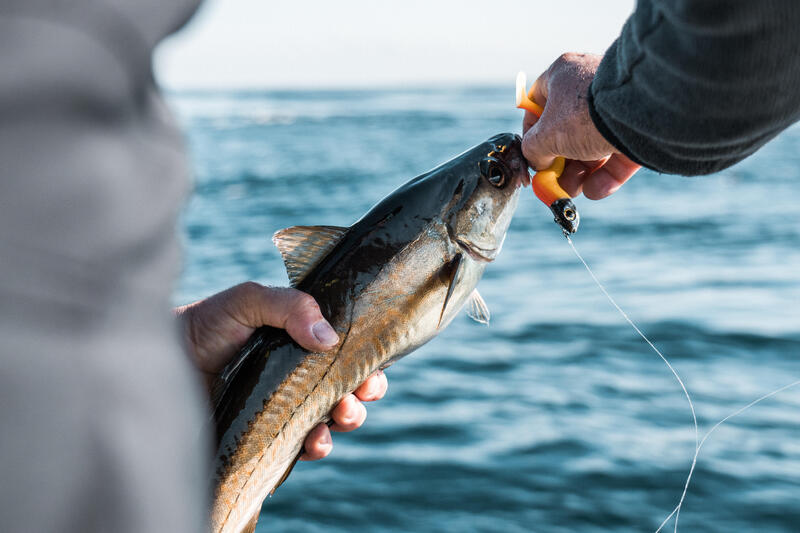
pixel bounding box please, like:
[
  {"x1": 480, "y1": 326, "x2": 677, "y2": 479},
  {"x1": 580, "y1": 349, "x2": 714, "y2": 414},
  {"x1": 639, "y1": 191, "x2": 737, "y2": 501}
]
[{"x1": 154, "y1": 0, "x2": 635, "y2": 90}]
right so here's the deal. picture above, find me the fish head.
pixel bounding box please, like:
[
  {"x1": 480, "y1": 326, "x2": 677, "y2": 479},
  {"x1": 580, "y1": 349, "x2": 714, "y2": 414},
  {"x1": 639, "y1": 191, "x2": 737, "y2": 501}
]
[
  {"x1": 309, "y1": 132, "x2": 526, "y2": 332},
  {"x1": 445, "y1": 133, "x2": 525, "y2": 262}
]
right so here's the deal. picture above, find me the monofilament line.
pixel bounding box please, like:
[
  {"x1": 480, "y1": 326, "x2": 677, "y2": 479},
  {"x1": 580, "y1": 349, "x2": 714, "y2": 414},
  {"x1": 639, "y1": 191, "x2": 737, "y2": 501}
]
[
  {"x1": 566, "y1": 235, "x2": 700, "y2": 531},
  {"x1": 565, "y1": 236, "x2": 699, "y2": 443},
  {"x1": 566, "y1": 235, "x2": 800, "y2": 533},
  {"x1": 655, "y1": 377, "x2": 800, "y2": 533}
]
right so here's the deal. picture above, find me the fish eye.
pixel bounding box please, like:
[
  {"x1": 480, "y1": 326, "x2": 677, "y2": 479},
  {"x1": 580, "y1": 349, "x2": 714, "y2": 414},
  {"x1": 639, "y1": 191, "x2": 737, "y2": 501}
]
[
  {"x1": 479, "y1": 158, "x2": 506, "y2": 188},
  {"x1": 563, "y1": 207, "x2": 576, "y2": 221}
]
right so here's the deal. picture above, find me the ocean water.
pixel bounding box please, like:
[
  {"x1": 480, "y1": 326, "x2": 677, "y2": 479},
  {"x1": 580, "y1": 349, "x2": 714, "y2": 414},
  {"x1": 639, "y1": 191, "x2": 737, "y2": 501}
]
[{"x1": 169, "y1": 87, "x2": 800, "y2": 532}]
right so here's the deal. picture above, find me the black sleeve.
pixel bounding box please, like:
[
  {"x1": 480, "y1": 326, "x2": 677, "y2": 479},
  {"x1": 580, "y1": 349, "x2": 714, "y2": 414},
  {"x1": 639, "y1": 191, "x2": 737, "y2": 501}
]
[{"x1": 588, "y1": 0, "x2": 800, "y2": 176}]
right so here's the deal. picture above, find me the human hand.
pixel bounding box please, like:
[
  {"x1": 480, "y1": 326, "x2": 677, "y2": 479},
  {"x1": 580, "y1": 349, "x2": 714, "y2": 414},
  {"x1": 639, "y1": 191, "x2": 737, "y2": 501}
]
[
  {"x1": 522, "y1": 53, "x2": 641, "y2": 200},
  {"x1": 175, "y1": 282, "x2": 388, "y2": 461}
]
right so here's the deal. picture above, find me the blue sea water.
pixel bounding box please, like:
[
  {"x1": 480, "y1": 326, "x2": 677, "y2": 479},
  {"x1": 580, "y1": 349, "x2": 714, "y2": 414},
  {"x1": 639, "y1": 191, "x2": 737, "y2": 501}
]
[{"x1": 169, "y1": 87, "x2": 800, "y2": 532}]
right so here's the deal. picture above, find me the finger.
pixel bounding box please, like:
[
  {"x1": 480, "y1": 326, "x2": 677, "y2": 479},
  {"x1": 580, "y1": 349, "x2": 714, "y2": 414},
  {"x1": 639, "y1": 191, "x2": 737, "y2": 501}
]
[
  {"x1": 330, "y1": 394, "x2": 367, "y2": 432},
  {"x1": 529, "y1": 74, "x2": 549, "y2": 110},
  {"x1": 587, "y1": 155, "x2": 611, "y2": 174},
  {"x1": 557, "y1": 158, "x2": 612, "y2": 197},
  {"x1": 522, "y1": 109, "x2": 540, "y2": 134},
  {"x1": 521, "y1": 71, "x2": 556, "y2": 169},
  {"x1": 300, "y1": 423, "x2": 332, "y2": 461},
  {"x1": 521, "y1": 85, "x2": 560, "y2": 171},
  {"x1": 521, "y1": 111, "x2": 560, "y2": 171},
  {"x1": 234, "y1": 284, "x2": 339, "y2": 352},
  {"x1": 522, "y1": 72, "x2": 549, "y2": 133},
  {"x1": 581, "y1": 153, "x2": 641, "y2": 200},
  {"x1": 354, "y1": 370, "x2": 388, "y2": 402},
  {"x1": 558, "y1": 160, "x2": 590, "y2": 198}
]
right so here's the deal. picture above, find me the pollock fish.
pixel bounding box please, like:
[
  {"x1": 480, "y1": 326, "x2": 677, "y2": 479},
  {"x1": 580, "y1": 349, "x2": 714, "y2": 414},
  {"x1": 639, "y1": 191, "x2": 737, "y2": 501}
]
[{"x1": 210, "y1": 133, "x2": 526, "y2": 533}]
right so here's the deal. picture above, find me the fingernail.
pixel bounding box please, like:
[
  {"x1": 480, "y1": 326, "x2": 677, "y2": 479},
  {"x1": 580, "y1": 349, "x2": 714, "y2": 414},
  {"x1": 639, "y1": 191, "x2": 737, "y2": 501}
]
[
  {"x1": 320, "y1": 431, "x2": 332, "y2": 445},
  {"x1": 312, "y1": 320, "x2": 339, "y2": 346}
]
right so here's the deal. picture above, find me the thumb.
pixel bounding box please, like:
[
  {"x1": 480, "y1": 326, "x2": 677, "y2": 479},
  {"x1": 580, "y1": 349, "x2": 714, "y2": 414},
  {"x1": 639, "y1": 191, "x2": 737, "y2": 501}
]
[
  {"x1": 232, "y1": 283, "x2": 340, "y2": 352},
  {"x1": 521, "y1": 112, "x2": 559, "y2": 171}
]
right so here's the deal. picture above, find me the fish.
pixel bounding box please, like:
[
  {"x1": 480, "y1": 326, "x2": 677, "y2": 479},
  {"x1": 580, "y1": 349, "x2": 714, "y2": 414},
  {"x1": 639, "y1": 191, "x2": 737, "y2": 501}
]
[{"x1": 209, "y1": 132, "x2": 526, "y2": 533}]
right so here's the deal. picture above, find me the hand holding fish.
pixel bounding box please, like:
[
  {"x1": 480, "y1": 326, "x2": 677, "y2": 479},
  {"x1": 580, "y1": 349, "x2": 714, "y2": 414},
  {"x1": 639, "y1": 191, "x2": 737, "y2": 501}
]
[
  {"x1": 175, "y1": 282, "x2": 387, "y2": 461},
  {"x1": 521, "y1": 52, "x2": 641, "y2": 200}
]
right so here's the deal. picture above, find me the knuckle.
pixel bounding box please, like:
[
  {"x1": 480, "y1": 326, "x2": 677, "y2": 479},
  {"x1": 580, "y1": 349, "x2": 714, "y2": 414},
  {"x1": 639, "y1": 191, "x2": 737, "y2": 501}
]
[
  {"x1": 553, "y1": 52, "x2": 576, "y2": 72},
  {"x1": 560, "y1": 52, "x2": 580, "y2": 63},
  {"x1": 521, "y1": 143, "x2": 535, "y2": 163},
  {"x1": 521, "y1": 130, "x2": 539, "y2": 151},
  {"x1": 522, "y1": 131, "x2": 549, "y2": 165},
  {"x1": 293, "y1": 291, "x2": 318, "y2": 311},
  {"x1": 237, "y1": 280, "x2": 263, "y2": 294},
  {"x1": 233, "y1": 281, "x2": 269, "y2": 308}
]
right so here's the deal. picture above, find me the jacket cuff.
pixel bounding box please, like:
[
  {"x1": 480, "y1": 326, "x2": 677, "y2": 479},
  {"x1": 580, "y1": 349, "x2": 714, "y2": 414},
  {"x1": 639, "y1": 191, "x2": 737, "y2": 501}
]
[{"x1": 586, "y1": 83, "x2": 649, "y2": 170}]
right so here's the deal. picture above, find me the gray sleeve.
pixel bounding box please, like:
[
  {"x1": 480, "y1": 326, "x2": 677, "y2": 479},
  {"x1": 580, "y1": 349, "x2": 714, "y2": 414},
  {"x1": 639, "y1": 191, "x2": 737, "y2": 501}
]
[
  {"x1": 0, "y1": 3, "x2": 208, "y2": 532},
  {"x1": 588, "y1": 0, "x2": 800, "y2": 175}
]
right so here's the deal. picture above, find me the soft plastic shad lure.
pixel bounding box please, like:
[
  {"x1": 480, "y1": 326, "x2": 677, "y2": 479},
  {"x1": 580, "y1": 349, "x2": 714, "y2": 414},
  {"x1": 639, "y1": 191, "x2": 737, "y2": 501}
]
[{"x1": 516, "y1": 71, "x2": 580, "y2": 235}]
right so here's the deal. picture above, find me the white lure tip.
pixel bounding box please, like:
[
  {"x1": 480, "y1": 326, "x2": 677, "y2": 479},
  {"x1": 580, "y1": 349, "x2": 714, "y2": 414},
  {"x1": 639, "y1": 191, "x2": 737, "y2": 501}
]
[{"x1": 515, "y1": 71, "x2": 527, "y2": 107}]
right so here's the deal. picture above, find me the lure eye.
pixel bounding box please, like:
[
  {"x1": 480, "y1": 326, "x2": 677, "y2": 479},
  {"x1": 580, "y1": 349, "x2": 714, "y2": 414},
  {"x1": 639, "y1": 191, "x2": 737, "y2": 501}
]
[
  {"x1": 550, "y1": 198, "x2": 580, "y2": 234},
  {"x1": 480, "y1": 158, "x2": 507, "y2": 188}
]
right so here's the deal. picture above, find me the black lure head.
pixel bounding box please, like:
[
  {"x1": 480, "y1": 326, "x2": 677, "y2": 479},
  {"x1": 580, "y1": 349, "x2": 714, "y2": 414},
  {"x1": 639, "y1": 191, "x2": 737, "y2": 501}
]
[{"x1": 549, "y1": 197, "x2": 580, "y2": 235}]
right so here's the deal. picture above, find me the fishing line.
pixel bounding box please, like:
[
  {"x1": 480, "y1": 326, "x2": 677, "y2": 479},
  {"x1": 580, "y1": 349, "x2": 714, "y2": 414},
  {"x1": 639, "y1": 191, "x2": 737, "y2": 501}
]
[
  {"x1": 655, "y1": 377, "x2": 800, "y2": 533},
  {"x1": 564, "y1": 235, "x2": 800, "y2": 533},
  {"x1": 565, "y1": 235, "x2": 699, "y2": 446}
]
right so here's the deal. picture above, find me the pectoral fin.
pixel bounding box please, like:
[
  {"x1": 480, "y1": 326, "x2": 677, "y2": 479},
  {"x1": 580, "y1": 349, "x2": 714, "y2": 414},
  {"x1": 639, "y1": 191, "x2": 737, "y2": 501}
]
[
  {"x1": 466, "y1": 289, "x2": 490, "y2": 325},
  {"x1": 210, "y1": 333, "x2": 272, "y2": 412},
  {"x1": 438, "y1": 253, "x2": 463, "y2": 328}
]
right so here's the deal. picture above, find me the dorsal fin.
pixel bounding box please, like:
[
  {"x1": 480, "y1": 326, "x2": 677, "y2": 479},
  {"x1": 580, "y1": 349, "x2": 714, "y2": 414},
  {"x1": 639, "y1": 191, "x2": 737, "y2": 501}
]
[
  {"x1": 466, "y1": 289, "x2": 490, "y2": 325},
  {"x1": 272, "y1": 225, "x2": 348, "y2": 286}
]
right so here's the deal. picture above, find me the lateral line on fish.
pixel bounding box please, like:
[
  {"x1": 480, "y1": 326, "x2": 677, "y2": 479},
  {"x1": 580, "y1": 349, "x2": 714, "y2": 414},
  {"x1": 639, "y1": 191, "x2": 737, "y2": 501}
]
[
  {"x1": 565, "y1": 235, "x2": 800, "y2": 533},
  {"x1": 220, "y1": 350, "x2": 336, "y2": 529},
  {"x1": 218, "y1": 333, "x2": 349, "y2": 532}
]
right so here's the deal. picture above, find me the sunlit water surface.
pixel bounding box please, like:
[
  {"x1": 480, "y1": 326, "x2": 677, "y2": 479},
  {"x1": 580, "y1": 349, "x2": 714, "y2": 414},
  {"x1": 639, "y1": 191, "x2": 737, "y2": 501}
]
[{"x1": 170, "y1": 88, "x2": 800, "y2": 533}]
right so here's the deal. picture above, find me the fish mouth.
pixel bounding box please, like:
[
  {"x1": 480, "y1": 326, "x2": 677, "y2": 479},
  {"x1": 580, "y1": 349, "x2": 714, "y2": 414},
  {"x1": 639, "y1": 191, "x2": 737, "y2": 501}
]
[{"x1": 455, "y1": 238, "x2": 498, "y2": 262}]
